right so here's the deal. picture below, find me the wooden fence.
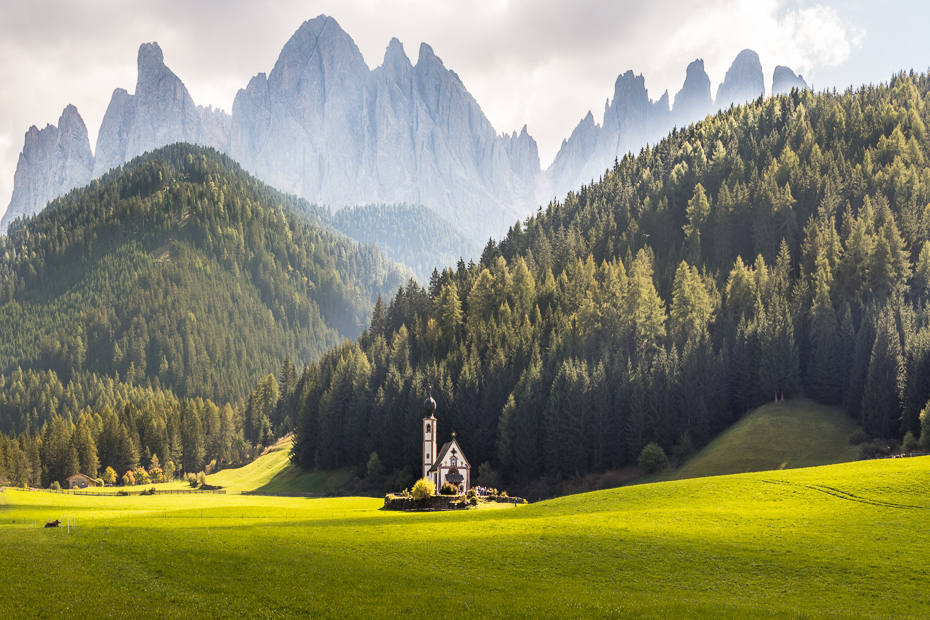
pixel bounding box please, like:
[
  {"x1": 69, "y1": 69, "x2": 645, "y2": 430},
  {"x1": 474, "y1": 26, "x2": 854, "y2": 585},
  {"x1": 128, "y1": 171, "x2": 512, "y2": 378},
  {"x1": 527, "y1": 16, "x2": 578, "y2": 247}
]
[{"x1": 37, "y1": 488, "x2": 226, "y2": 496}]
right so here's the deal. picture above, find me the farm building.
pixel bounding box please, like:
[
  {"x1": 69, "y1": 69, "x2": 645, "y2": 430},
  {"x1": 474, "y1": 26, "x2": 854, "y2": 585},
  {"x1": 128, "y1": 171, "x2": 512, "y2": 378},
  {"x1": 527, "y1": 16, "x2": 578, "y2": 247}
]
[
  {"x1": 67, "y1": 473, "x2": 97, "y2": 489},
  {"x1": 422, "y1": 394, "x2": 471, "y2": 493}
]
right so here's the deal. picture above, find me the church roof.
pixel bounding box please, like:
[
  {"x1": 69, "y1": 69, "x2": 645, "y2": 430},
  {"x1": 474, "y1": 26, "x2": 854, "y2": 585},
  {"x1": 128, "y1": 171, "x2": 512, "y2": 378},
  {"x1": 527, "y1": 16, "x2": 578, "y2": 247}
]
[{"x1": 427, "y1": 437, "x2": 471, "y2": 473}]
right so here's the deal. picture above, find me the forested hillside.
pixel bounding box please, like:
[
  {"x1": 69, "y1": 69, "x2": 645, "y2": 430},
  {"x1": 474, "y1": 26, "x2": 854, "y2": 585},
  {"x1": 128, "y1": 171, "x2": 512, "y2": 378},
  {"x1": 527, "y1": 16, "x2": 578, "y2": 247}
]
[
  {"x1": 291, "y1": 72, "x2": 930, "y2": 485},
  {"x1": 0, "y1": 145, "x2": 409, "y2": 405},
  {"x1": 329, "y1": 204, "x2": 480, "y2": 282}
]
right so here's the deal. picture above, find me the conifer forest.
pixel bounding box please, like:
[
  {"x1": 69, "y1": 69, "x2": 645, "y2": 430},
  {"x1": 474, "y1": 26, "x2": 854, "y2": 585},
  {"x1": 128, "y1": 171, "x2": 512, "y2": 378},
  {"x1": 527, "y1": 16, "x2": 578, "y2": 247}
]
[{"x1": 5, "y1": 74, "x2": 930, "y2": 488}]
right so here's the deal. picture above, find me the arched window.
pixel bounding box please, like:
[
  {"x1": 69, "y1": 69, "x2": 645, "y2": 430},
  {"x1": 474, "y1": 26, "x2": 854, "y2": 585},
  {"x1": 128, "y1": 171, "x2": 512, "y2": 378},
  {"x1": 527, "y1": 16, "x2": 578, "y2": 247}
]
[
  {"x1": 426, "y1": 423, "x2": 431, "y2": 434},
  {"x1": 450, "y1": 456, "x2": 457, "y2": 467}
]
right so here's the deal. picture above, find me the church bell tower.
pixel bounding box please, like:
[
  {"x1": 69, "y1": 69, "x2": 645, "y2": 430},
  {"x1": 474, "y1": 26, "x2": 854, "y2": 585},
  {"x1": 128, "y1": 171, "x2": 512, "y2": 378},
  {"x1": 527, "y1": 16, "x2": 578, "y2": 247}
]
[{"x1": 423, "y1": 390, "x2": 438, "y2": 480}]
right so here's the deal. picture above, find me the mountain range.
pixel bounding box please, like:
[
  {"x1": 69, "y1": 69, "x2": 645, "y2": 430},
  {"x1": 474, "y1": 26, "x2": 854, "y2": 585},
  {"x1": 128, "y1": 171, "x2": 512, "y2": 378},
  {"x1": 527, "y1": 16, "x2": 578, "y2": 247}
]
[{"x1": 1, "y1": 15, "x2": 808, "y2": 241}]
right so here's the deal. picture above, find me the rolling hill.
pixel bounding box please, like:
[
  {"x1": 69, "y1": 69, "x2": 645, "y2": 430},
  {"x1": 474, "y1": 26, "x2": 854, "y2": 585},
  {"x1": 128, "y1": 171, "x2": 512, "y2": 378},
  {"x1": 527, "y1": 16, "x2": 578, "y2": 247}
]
[
  {"x1": 659, "y1": 398, "x2": 863, "y2": 482},
  {"x1": 2, "y1": 456, "x2": 928, "y2": 617},
  {"x1": 207, "y1": 436, "x2": 351, "y2": 495}
]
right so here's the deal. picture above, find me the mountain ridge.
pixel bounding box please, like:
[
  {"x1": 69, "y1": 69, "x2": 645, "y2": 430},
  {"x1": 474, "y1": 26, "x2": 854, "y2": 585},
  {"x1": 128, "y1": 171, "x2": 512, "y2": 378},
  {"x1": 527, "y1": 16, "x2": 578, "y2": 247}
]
[{"x1": 2, "y1": 17, "x2": 808, "y2": 238}]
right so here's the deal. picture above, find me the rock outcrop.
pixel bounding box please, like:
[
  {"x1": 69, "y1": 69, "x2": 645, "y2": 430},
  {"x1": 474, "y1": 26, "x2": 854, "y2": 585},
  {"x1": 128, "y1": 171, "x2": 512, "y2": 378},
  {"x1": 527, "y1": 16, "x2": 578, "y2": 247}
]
[
  {"x1": 228, "y1": 19, "x2": 537, "y2": 240},
  {"x1": 1, "y1": 105, "x2": 93, "y2": 232},
  {"x1": 545, "y1": 71, "x2": 670, "y2": 201},
  {"x1": 93, "y1": 42, "x2": 227, "y2": 178},
  {"x1": 715, "y1": 49, "x2": 765, "y2": 111},
  {"x1": 772, "y1": 66, "x2": 809, "y2": 95},
  {"x1": 672, "y1": 59, "x2": 713, "y2": 129},
  {"x1": 545, "y1": 50, "x2": 782, "y2": 202}
]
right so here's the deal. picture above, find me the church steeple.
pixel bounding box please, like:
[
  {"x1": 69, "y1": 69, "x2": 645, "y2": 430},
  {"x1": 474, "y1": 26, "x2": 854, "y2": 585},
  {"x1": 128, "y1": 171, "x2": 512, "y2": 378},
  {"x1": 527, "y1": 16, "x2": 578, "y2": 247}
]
[{"x1": 423, "y1": 386, "x2": 438, "y2": 480}]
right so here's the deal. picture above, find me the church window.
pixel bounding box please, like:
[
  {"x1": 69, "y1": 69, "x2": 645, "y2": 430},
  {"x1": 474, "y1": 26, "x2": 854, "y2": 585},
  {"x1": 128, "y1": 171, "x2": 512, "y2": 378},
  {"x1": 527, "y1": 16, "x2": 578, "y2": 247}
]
[
  {"x1": 426, "y1": 424, "x2": 431, "y2": 434},
  {"x1": 450, "y1": 456, "x2": 457, "y2": 467}
]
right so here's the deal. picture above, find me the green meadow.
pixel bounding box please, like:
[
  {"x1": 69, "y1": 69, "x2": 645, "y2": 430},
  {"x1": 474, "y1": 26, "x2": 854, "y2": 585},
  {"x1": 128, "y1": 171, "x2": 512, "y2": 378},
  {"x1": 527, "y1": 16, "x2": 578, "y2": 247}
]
[
  {"x1": 642, "y1": 398, "x2": 863, "y2": 485},
  {"x1": 207, "y1": 438, "x2": 353, "y2": 495},
  {"x1": 2, "y1": 456, "x2": 928, "y2": 619}
]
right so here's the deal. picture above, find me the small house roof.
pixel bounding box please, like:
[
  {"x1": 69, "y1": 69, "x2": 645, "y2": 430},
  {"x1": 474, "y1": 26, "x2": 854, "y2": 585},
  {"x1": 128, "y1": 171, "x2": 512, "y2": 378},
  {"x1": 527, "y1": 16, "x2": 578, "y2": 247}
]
[
  {"x1": 427, "y1": 437, "x2": 471, "y2": 473},
  {"x1": 67, "y1": 473, "x2": 95, "y2": 482}
]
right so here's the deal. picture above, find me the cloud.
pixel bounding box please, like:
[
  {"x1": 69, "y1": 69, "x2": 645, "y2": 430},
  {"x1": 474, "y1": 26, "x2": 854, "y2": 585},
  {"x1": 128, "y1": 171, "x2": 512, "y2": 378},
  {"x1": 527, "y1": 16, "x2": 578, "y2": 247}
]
[
  {"x1": 776, "y1": 5, "x2": 866, "y2": 73},
  {"x1": 0, "y1": 1, "x2": 868, "y2": 223}
]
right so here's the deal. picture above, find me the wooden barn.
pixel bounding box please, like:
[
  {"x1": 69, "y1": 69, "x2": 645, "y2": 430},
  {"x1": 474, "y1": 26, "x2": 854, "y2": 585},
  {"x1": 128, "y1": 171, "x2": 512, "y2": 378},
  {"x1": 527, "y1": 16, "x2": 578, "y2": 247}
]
[{"x1": 67, "y1": 473, "x2": 97, "y2": 490}]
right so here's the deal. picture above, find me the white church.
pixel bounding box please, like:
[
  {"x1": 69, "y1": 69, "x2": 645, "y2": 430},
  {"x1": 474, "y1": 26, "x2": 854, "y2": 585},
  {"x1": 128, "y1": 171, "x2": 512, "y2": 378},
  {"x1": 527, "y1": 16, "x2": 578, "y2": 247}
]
[{"x1": 422, "y1": 393, "x2": 471, "y2": 493}]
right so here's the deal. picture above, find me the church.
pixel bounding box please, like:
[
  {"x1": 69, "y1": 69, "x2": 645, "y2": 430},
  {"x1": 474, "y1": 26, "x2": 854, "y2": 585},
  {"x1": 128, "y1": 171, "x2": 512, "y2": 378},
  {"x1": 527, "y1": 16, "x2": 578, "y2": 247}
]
[{"x1": 422, "y1": 393, "x2": 471, "y2": 494}]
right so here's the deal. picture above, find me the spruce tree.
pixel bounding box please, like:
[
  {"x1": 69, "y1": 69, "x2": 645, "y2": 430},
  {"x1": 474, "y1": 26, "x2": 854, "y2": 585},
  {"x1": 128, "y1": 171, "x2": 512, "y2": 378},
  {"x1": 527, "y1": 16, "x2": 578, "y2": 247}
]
[{"x1": 861, "y1": 307, "x2": 904, "y2": 438}]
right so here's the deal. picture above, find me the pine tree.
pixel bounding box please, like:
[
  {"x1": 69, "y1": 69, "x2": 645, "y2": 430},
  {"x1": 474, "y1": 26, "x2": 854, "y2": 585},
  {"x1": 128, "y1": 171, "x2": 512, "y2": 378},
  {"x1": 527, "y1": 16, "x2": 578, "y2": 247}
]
[
  {"x1": 435, "y1": 281, "x2": 463, "y2": 352},
  {"x1": 669, "y1": 261, "x2": 714, "y2": 347},
  {"x1": 180, "y1": 399, "x2": 205, "y2": 473},
  {"x1": 683, "y1": 183, "x2": 711, "y2": 264},
  {"x1": 625, "y1": 362, "x2": 648, "y2": 459},
  {"x1": 861, "y1": 307, "x2": 904, "y2": 438},
  {"x1": 807, "y1": 246, "x2": 843, "y2": 403}
]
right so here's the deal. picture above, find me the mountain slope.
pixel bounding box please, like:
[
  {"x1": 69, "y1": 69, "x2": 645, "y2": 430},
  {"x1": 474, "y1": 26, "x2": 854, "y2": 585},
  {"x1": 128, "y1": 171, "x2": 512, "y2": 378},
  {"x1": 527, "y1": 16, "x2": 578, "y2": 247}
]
[
  {"x1": 207, "y1": 435, "x2": 351, "y2": 494},
  {"x1": 329, "y1": 203, "x2": 480, "y2": 282},
  {"x1": 0, "y1": 144, "x2": 408, "y2": 404}
]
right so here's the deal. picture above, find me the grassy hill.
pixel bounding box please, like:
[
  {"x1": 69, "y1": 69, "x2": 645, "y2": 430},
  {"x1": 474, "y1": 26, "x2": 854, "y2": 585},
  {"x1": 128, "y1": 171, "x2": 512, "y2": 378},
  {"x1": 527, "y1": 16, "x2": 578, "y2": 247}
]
[
  {"x1": 2, "y1": 457, "x2": 929, "y2": 617},
  {"x1": 658, "y1": 398, "x2": 863, "y2": 482},
  {"x1": 207, "y1": 436, "x2": 351, "y2": 495}
]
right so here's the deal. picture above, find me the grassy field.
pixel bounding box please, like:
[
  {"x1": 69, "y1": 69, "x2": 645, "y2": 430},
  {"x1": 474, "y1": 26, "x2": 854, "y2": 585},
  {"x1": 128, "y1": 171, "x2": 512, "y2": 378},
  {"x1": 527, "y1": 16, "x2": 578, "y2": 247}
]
[{"x1": 2, "y1": 456, "x2": 928, "y2": 618}]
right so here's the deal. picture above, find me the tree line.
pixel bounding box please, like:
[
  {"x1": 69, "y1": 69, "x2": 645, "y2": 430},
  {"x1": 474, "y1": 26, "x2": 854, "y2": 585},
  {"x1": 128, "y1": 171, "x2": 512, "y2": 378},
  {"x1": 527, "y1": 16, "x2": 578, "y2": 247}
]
[
  {"x1": 0, "y1": 359, "x2": 307, "y2": 488},
  {"x1": 9, "y1": 73, "x2": 930, "y2": 490}
]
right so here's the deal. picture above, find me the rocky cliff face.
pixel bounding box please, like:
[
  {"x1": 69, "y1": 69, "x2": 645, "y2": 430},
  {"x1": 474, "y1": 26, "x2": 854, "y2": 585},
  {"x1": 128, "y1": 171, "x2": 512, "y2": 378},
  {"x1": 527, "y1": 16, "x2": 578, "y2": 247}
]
[
  {"x1": 228, "y1": 19, "x2": 537, "y2": 241},
  {"x1": 1, "y1": 105, "x2": 93, "y2": 232},
  {"x1": 545, "y1": 71, "x2": 671, "y2": 201},
  {"x1": 93, "y1": 42, "x2": 227, "y2": 178},
  {"x1": 772, "y1": 66, "x2": 809, "y2": 95},
  {"x1": 715, "y1": 49, "x2": 765, "y2": 111},
  {"x1": 5, "y1": 18, "x2": 807, "y2": 241},
  {"x1": 673, "y1": 59, "x2": 713, "y2": 128}
]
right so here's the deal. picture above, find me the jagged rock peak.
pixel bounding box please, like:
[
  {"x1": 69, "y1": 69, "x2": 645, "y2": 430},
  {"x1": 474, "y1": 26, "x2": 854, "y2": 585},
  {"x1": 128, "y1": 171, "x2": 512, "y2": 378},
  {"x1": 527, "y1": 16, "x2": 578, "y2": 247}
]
[
  {"x1": 386, "y1": 37, "x2": 405, "y2": 56},
  {"x1": 138, "y1": 41, "x2": 164, "y2": 68},
  {"x1": 93, "y1": 40, "x2": 220, "y2": 179},
  {"x1": 2, "y1": 104, "x2": 94, "y2": 234},
  {"x1": 280, "y1": 15, "x2": 366, "y2": 68},
  {"x1": 60, "y1": 103, "x2": 83, "y2": 125},
  {"x1": 673, "y1": 59, "x2": 713, "y2": 127},
  {"x1": 381, "y1": 37, "x2": 412, "y2": 71},
  {"x1": 772, "y1": 65, "x2": 808, "y2": 95},
  {"x1": 415, "y1": 41, "x2": 454, "y2": 79},
  {"x1": 136, "y1": 42, "x2": 169, "y2": 94},
  {"x1": 654, "y1": 90, "x2": 671, "y2": 115},
  {"x1": 715, "y1": 49, "x2": 765, "y2": 111}
]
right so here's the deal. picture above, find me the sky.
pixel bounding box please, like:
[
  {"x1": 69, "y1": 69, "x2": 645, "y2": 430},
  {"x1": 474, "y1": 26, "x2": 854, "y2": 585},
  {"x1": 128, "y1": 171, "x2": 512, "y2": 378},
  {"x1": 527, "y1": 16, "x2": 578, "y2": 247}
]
[{"x1": 0, "y1": 0, "x2": 927, "y2": 224}]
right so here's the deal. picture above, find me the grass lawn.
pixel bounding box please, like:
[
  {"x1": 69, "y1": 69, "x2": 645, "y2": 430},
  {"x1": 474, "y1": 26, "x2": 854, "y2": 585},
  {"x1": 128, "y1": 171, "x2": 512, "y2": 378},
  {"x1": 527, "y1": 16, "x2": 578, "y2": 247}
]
[{"x1": 2, "y1": 456, "x2": 928, "y2": 618}]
